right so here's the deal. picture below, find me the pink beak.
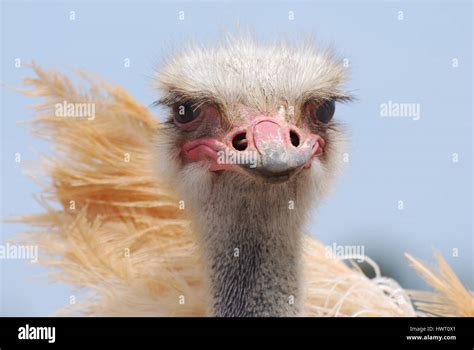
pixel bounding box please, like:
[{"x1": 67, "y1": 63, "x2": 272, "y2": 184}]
[{"x1": 182, "y1": 115, "x2": 325, "y2": 183}]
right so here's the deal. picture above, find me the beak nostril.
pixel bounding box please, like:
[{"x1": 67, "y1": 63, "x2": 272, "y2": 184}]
[
  {"x1": 289, "y1": 130, "x2": 300, "y2": 147},
  {"x1": 232, "y1": 132, "x2": 248, "y2": 151}
]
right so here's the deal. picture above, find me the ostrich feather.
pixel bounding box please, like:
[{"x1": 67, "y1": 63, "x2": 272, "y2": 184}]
[{"x1": 406, "y1": 253, "x2": 474, "y2": 317}]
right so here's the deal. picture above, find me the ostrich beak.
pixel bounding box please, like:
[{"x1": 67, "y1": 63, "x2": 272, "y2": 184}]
[
  {"x1": 240, "y1": 118, "x2": 324, "y2": 183},
  {"x1": 181, "y1": 116, "x2": 325, "y2": 183}
]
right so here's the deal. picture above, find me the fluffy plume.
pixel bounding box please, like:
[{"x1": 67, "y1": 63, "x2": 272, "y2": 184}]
[{"x1": 406, "y1": 253, "x2": 474, "y2": 317}]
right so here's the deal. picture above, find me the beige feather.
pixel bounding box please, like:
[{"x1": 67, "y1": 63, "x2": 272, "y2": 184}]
[{"x1": 406, "y1": 253, "x2": 474, "y2": 317}]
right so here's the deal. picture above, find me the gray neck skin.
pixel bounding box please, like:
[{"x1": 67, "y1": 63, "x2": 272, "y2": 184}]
[{"x1": 189, "y1": 173, "x2": 311, "y2": 317}]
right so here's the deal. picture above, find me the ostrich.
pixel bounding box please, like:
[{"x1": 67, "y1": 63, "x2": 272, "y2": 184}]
[
  {"x1": 154, "y1": 38, "x2": 351, "y2": 317},
  {"x1": 11, "y1": 42, "x2": 470, "y2": 318}
]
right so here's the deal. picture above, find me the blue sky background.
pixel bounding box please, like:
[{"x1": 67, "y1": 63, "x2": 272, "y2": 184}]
[{"x1": 1, "y1": 0, "x2": 472, "y2": 316}]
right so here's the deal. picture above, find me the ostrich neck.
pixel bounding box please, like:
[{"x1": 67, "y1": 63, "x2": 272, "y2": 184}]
[{"x1": 190, "y1": 177, "x2": 310, "y2": 317}]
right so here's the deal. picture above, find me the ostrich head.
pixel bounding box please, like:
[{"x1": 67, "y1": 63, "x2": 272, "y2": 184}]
[{"x1": 154, "y1": 38, "x2": 351, "y2": 316}]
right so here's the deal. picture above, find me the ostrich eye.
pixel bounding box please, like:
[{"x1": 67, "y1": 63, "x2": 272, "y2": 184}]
[
  {"x1": 317, "y1": 100, "x2": 335, "y2": 123},
  {"x1": 306, "y1": 100, "x2": 336, "y2": 124},
  {"x1": 174, "y1": 102, "x2": 200, "y2": 124}
]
